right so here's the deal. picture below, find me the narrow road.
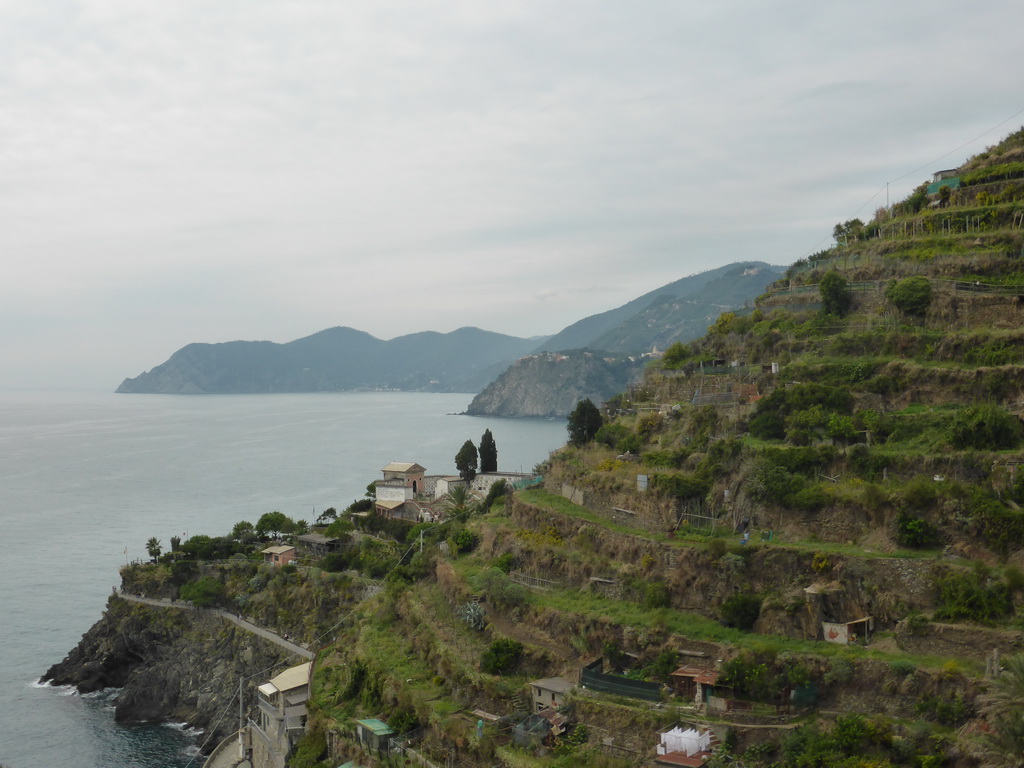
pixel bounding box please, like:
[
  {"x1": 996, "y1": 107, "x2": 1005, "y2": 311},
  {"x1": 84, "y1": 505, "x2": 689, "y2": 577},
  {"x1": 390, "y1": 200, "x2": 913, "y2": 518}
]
[{"x1": 114, "y1": 588, "x2": 314, "y2": 660}]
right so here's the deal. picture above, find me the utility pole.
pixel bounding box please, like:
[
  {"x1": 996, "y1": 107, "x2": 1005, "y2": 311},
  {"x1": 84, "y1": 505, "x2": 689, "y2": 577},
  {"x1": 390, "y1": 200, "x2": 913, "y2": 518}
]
[{"x1": 238, "y1": 677, "x2": 244, "y2": 759}]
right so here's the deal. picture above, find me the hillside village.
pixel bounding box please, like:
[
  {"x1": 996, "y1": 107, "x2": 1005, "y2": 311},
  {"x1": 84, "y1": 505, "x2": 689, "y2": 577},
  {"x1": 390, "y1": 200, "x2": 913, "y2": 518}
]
[{"x1": 46, "y1": 128, "x2": 1024, "y2": 768}]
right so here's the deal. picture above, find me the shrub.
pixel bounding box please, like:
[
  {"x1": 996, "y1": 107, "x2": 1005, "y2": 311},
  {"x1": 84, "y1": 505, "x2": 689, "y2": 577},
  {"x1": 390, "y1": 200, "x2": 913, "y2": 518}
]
[
  {"x1": 478, "y1": 568, "x2": 527, "y2": 611},
  {"x1": 719, "y1": 553, "x2": 745, "y2": 574},
  {"x1": 718, "y1": 651, "x2": 781, "y2": 700},
  {"x1": 811, "y1": 552, "x2": 832, "y2": 573},
  {"x1": 644, "y1": 581, "x2": 672, "y2": 609},
  {"x1": 885, "y1": 277, "x2": 933, "y2": 315},
  {"x1": 707, "y1": 538, "x2": 727, "y2": 560},
  {"x1": 1005, "y1": 565, "x2": 1024, "y2": 592},
  {"x1": 642, "y1": 449, "x2": 689, "y2": 468},
  {"x1": 790, "y1": 484, "x2": 831, "y2": 511},
  {"x1": 720, "y1": 593, "x2": 762, "y2": 630},
  {"x1": 747, "y1": 461, "x2": 805, "y2": 505},
  {"x1": 662, "y1": 341, "x2": 691, "y2": 368},
  {"x1": 180, "y1": 575, "x2": 224, "y2": 607},
  {"x1": 647, "y1": 648, "x2": 680, "y2": 683},
  {"x1": 889, "y1": 660, "x2": 916, "y2": 677},
  {"x1": 595, "y1": 423, "x2": 630, "y2": 450},
  {"x1": 905, "y1": 612, "x2": 930, "y2": 635},
  {"x1": 320, "y1": 551, "x2": 355, "y2": 572},
  {"x1": 480, "y1": 638, "x2": 524, "y2": 675},
  {"x1": 933, "y1": 568, "x2": 1012, "y2": 623},
  {"x1": 822, "y1": 657, "x2": 854, "y2": 686},
  {"x1": 482, "y1": 479, "x2": 509, "y2": 511},
  {"x1": 389, "y1": 707, "x2": 419, "y2": 734},
  {"x1": 453, "y1": 529, "x2": 475, "y2": 553},
  {"x1": 650, "y1": 472, "x2": 711, "y2": 500},
  {"x1": 947, "y1": 404, "x2": 1023, "y2": 450},
  {"x1": 900, "y1": 476, "x2": 939, "y2": 509},
  {"x1": 894, "y1": 511, "x2": 939, "y2": 548},
  {"x1": 972, "y1": 496, "x2": 1024, "y2": 556},
  {"x1": 493, "y1": 553, "x2": 516, "y2": 573},
  {"x1": 287, "y1": 730, "x2": 329, "y2": 768},
  {"x1": 915, "y1": 694, "x2": 973, "y2": 726}
]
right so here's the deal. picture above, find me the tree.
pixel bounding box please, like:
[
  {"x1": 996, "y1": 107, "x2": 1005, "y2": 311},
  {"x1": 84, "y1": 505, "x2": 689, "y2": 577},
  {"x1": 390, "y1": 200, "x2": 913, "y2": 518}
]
[
  {"x1": 819, "y1": 270, "x2": 851, "y2": 317},
  {"x1": 455, "y1": 439, "x2": 478, "y2": 483},
  {"x1": 145, "y1": 537, "x2": 162, "y2": 561},
  {"x1": 567, "y1": 398, "x2": 603, "y2": 446},
  {"x1": 316, "y1": 508, "x2": 338, "y2": 525},
  {"x1": 256, "y1": 510, "x2": 293, "y2": 540},
  {"x1": 479, "y1": 429, "x2": 498, "y2": 473},
  {"x1": 832, "y1": 218, "x2": 864, "y2": 244}
]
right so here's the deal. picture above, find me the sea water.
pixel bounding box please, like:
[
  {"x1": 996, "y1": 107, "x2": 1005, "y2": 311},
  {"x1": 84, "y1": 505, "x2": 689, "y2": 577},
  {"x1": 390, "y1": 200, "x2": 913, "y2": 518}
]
[{"x1": 0, "y1": 390, "x2": 566, "y2": 768}]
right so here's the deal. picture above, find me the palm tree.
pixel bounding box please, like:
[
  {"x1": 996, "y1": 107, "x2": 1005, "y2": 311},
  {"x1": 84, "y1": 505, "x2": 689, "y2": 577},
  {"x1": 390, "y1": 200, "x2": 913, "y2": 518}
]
[
  {"x1": 446, "y1": 483, "x2": 474, "y2": 521},
  {"x1": 979, "y1": 654, "x2": 1024, "y2": 767},
  {"x1": 145, "y1": 537, "x2": 162, "y2": 561}
]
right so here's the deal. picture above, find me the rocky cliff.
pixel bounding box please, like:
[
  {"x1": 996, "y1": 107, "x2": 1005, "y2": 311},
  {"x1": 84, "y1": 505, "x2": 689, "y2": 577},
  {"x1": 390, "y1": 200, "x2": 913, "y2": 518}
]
[
  {"x1": 464, "y1": 351, "x2": 642, "y2": 417},
  {"x1": 42, "y1": 596, "x2": 298, "y2": 751}
]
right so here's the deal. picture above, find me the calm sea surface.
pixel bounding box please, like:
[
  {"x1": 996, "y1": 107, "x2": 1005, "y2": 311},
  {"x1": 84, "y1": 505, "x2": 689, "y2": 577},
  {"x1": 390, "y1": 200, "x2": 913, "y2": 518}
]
[{"x1": 0, "y1": 390, "x2": 567, "y2": 768}]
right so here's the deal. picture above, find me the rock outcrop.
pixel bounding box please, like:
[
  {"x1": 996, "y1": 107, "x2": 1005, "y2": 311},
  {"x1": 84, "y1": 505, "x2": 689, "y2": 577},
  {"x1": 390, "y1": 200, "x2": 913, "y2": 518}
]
[
  {"x1": 465, "y1": 351, "x2": 642, "y2": 417},
  {"x1": 42, "y1": 597, "x2": 296, "y2": 749}
]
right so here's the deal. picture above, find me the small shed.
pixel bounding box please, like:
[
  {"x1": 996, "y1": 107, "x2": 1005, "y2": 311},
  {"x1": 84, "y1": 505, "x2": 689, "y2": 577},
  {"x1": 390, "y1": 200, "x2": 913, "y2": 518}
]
[
  {"x1": 822, "y1": 617, "x2": 873, "y2": 645},
  {"x1": 669, "y1": 666, "x2": 719, "y2": 705},
  {"x1": 354, "y1": 718, "x2": 394, "y2": 752},
  {"x1": 261, "y1": 545, "x2": 297, "y2": 567}
]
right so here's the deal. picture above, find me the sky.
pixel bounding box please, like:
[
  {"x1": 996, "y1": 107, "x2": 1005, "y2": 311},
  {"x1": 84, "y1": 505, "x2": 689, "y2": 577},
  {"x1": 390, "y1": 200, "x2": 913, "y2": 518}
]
[{"x1": 3, "y1": 1, "x2": 1023, "y2": 389}]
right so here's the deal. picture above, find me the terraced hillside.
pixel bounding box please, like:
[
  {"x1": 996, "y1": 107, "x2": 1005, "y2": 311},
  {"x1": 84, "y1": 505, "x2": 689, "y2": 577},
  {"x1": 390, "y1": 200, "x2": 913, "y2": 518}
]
[
  {"x1": 98, "y1": 130, "x2": 1024, "y2": 768},
  {"x1": 267, "y1": 131, "x2": 1024, "y2": 768}
]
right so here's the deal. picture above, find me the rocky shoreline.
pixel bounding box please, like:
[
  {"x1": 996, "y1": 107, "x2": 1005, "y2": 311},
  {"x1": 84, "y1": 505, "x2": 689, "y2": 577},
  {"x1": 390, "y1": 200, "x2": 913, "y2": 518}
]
[{"x1": 41, "y1": 595, "x2": 297, "y2": 751}]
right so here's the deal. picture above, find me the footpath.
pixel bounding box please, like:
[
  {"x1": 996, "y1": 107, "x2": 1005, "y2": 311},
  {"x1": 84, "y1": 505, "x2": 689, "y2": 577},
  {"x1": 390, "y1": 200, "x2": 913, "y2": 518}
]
[{"x1": 113, "y1": 588, "x2": 314, "y2": 660}]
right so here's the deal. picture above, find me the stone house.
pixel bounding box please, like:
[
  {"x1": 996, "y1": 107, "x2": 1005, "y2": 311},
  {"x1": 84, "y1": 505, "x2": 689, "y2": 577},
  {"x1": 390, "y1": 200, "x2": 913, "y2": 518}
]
[{"x1": 528, "y1": 677, "x2": 575, "y2": 712}]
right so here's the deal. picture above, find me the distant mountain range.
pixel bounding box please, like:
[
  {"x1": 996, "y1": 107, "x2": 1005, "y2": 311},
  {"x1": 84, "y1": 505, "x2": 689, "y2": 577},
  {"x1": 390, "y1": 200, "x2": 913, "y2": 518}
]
[
  {"x1": 116, "y1": 261, "x2": 783, "y2": 401},
  {"x1": 115, "y1": 326, "x2": 541, "y2": 394},
  {"x1": 464, "y1": 262, "x2": 784, "y2": 416},
  {"x1": 534, "y1": 261, "x2": 782, "y2": 354}
]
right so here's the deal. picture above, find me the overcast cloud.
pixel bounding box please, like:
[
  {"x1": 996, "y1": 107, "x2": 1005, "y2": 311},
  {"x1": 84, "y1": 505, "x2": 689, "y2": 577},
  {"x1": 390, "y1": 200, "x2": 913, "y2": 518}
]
[{"x1": 3, "y1": 0, "x2": 1022, "y2": 388}]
